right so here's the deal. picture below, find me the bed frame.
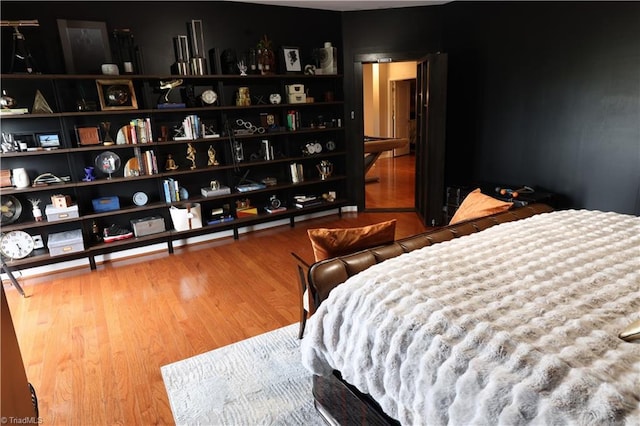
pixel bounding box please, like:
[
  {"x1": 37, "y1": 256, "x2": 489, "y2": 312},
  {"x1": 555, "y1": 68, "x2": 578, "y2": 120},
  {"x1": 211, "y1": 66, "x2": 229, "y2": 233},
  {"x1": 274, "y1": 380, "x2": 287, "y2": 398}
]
[{"x1": 305, "y1": 203, "x2": 554, "y2": 424}]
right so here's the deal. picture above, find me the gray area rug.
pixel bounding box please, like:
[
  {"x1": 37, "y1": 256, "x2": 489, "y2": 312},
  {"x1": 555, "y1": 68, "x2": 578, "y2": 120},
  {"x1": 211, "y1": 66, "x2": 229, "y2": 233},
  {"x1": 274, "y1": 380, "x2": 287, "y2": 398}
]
[{"x1": 161, "y1": 324, "x2": 325, "y2": 425}]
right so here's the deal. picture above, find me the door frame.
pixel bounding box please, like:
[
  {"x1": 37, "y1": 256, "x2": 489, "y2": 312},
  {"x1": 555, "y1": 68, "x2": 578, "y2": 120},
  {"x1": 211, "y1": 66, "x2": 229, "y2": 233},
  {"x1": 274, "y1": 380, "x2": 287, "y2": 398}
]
[{"x1": 353, "y1": 51, "x2": 446, "y2": 224}]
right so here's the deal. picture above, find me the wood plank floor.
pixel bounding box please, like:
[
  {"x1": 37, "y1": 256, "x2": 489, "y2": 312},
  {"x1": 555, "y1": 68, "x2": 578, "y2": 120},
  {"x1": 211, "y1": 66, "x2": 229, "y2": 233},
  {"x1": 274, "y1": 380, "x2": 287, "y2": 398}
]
[
  {"x1": 4, "y1": 160, "x2": 427, "y2": 425},
  {"x1": 366, "y1": 153, "x2": 415, "y2": 209}
]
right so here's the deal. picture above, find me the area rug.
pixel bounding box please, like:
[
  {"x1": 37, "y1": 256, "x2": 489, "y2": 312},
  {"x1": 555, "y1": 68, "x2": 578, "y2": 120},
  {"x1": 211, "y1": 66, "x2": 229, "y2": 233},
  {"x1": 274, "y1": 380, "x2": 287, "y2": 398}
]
[{"x1": 161, "y1": 324, "x2": 325, "y2": 425}]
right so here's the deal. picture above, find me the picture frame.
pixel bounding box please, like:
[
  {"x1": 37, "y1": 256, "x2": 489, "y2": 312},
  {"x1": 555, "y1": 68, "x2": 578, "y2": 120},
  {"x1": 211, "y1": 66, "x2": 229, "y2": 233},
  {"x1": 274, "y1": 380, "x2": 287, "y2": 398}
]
[
  {"x1": 57, "y1": 19, "x2": 112, "y2": 74},
  {"x1": 96, "y1": 79, "x2": 138, "y2": 111},
  {"x1": 75, "y1": 125, "x2": 102, "y2": 146},
  {"x1": 36, "y1": 132, "x2": 61, "y2": 148},
  {"x1": 281, "y1": 46, "x2": 302, "y2": 73}
]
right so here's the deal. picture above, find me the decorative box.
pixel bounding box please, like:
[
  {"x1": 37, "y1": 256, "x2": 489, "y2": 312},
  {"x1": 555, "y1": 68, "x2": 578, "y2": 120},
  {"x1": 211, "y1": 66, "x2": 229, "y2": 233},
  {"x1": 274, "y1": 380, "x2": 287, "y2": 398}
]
[
  {"x1": 92, "y1": 196, "x2": 120, "y2": 212},
  {"x1": 45, "y1": 204, "x2": 79, "y2": 222},
  {"x1": 47, "y1": 229, "x2": 84, "y2": 256},
  {"x1": 236, "y1": 207, "x2": 258, "y2": 217},
  {"x1": 130, "y1": 216, "x2": 166, "y2": 237},
  {"x1": 287, "y1": 94, "x2": 307, "y2": 104},
  {"x1": 51, "y1": 194, "x2": 73, "y2": 208},
  {"x1": 285, "y1": 84, "x2": 304, "y2": 94},
  {"x1": 201, "y1": 185, "x2": 231, "y2": 197}
]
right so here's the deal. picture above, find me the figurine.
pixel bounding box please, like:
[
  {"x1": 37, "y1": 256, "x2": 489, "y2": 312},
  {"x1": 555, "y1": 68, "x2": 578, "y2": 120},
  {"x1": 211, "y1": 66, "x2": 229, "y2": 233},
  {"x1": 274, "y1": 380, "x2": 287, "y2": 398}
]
[
  {"x1": 28, "y1": 198, "x2": 43, "y2": 222},
  {"x1": 186, "y1": 143, "x2": 197, "y2": 169},
  {"x1": 207, "y1": 145, "x2": 219, "y2": 166},
  {"x1": 165, "y1": 154, "x2": 179, "y2": 171},
  {"x1": 158, "y1": 79, "x2": 183, "y2": 104}
]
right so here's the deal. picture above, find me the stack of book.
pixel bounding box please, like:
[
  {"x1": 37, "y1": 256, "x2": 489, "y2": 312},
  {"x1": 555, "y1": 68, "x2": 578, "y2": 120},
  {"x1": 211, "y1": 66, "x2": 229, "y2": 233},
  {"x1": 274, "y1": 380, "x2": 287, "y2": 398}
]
[
  {"x1": 207, "y1": 207, "x2": 234, "y2": 225},
  {"x1": 293, "y1": 195, "x2": 323, "y2": 209}
]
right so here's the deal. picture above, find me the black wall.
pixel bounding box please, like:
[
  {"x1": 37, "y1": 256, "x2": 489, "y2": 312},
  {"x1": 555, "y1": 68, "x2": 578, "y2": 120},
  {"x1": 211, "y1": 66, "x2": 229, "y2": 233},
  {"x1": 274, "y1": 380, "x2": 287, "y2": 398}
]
[
  {"x1": 343, "y1": 1, "x2": 640, "y2": 214},
  {"x1": 4, "y1": 1, "x2": 639, "y2": 214}
]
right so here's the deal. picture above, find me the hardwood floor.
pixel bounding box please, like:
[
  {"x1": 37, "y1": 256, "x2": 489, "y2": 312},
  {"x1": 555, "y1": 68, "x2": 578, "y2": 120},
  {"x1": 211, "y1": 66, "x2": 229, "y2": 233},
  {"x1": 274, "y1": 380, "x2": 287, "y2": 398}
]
[
  {"x1": 4, "y1": 194, "x2": 427, "y2": 424},
  {"x1": 365, "y1": 153, "x2": 416, "y2": 209}
]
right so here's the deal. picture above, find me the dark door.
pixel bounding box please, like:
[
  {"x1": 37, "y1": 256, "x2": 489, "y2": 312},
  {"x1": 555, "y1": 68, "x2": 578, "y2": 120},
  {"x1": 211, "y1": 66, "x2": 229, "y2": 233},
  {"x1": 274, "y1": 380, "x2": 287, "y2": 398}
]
[{"x1": 415, "y1": 53, "x2": 447, "y2": 226}]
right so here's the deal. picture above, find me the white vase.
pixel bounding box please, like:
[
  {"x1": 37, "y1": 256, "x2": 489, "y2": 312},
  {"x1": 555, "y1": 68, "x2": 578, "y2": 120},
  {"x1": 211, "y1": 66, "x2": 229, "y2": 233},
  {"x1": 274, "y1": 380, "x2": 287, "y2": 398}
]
[{"x1": 12, "y1": 168, "x2": 30, "y2": 188}]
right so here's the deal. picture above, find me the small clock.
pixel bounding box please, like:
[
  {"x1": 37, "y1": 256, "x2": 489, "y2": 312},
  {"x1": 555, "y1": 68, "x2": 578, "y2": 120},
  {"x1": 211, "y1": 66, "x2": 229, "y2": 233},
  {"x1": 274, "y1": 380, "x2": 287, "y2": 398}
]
[
  {"x1": 201, "y1": 89, "x2": 218, "y2": 105},
  {"x1": 325, "y1": 140, "x2": 336, "y2": 151},
  {"x1": 0, "y1": 230, "x2": 35, "y2": 260},
  {"x1": 269, "y1": 93, "x2": 282, "y2": 104},
  {"x1": 132, "y1": 191, "x2": 149, "y2": 206}
]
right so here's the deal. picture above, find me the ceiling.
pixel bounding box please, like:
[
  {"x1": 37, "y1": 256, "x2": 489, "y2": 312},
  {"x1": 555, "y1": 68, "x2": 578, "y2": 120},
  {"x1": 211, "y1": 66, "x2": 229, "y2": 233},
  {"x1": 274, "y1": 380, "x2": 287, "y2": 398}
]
[{"x1": 222, "y1": 0, "x2": 450, "y2": 12}]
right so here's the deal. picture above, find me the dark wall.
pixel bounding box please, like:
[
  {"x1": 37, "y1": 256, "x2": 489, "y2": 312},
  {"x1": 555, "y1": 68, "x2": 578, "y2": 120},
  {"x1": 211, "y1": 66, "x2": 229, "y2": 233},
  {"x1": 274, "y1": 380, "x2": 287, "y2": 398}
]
[
  {"x1": 343, "y1": 1, "x2": 640, "y2": 214},
  {"x1": 1, "y1": 2, "x2": 342, "y2": 76},
  {"x1": 4, "y1": 1, "x2": 639, "y2": 214}
]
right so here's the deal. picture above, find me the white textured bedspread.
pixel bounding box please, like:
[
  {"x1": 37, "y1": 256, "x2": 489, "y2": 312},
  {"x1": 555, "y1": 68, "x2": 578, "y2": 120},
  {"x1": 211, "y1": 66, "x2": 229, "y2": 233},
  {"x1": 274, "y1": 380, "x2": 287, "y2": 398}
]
[{"x1": 301, "y1": 210, "x2": 640, "y2": 425}]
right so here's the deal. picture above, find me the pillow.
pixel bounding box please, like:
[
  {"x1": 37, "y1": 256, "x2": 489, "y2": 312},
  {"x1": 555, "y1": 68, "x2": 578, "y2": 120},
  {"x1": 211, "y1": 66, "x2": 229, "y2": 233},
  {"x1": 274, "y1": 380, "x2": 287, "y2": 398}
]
[
  {"x1": 449, "y1": 188, "x2": 513, "y2": 225},
  {"x1": 308, "y1": 219, "x2": 397, "y2": 262}
]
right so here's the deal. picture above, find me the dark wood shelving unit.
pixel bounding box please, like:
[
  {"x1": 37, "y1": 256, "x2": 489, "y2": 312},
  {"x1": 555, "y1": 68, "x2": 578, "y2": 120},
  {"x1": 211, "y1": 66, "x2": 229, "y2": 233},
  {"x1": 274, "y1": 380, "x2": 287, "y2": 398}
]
[{"x1": 0, "y1": 72, "x2": 346, "y2": 273}]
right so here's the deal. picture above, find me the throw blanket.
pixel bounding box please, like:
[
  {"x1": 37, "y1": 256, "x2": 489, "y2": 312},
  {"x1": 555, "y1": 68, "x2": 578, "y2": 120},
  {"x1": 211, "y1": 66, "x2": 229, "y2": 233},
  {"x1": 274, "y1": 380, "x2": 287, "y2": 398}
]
[{"x1": 301, "y1": 210, "x2": 640, "y2": 425}]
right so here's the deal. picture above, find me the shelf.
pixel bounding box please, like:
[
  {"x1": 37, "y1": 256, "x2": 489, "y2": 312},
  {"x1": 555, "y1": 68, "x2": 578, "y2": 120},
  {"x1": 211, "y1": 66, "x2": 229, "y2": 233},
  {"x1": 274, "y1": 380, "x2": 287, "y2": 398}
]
[{"x1": 1, "y1": 71, "x2": 346, "y2": 273}]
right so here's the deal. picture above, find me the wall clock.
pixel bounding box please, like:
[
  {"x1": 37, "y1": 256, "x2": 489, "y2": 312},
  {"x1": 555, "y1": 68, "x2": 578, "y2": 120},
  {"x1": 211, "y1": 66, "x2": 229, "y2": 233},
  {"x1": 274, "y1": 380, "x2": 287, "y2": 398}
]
[
  {"x1": 201, "y1": 89, "x2": 217, "y2": 105},
  {"x1": 132, "y1": 191, "x2": 148, "y2": 206},
  {"x1": 0, "y1": 230, "x2": 35, "y2": 259}
]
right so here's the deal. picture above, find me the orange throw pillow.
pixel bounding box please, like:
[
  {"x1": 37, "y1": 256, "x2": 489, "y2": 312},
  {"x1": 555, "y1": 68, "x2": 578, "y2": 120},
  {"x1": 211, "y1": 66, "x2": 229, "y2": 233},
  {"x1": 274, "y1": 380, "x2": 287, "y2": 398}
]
[
  {"x1": 308, "y1": 219, "x2": 397, "y2": 262},
  {"x1": 449, "y1": 188, "x2": 513, "y2": 225}
]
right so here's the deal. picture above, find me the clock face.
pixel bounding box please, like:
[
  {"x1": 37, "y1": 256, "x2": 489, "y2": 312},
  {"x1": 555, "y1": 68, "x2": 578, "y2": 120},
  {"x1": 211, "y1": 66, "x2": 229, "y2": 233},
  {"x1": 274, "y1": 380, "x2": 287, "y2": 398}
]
[
  {"x1": 201, "y1": 89, "x2": 218, "y2": 105},
  {"x1": 132, "y1": 191, "x2": 148, "y2": 206},
  {"x1": 0, "y1": 230, "x2": 35, "y2": 259},
  {"x1": 269, "y1": 93, "x2": 281, "y2": 104},
  {"x1": 326, "y1": 140, "x2": 336, "y2": 151}
]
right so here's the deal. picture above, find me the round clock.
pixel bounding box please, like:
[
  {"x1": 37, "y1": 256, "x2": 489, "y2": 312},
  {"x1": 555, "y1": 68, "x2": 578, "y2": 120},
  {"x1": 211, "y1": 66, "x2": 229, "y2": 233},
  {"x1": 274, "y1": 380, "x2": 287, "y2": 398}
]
[
  {"x1": 132, "y1": 191, "x2": 149, "y2": 206},
  {"x1": 325, "y1": 140, "x2": 336, "y2": 151},
  {"x1": 201, "y1": 89, "x2": 218, "y2": 105},
  {"x1": 0, "y1": 230, "x2": 35, "y2": 260},
  {"x1": 269, "y1": 93, "x2": 282, "y2": 105}
]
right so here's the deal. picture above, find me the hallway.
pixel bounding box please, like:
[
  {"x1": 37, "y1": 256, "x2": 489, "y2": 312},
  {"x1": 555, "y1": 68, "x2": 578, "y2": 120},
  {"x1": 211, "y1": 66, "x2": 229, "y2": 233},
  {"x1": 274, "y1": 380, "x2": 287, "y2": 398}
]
[{"x1": 365, "y1": 154, "x2": 415, "y2": 209}]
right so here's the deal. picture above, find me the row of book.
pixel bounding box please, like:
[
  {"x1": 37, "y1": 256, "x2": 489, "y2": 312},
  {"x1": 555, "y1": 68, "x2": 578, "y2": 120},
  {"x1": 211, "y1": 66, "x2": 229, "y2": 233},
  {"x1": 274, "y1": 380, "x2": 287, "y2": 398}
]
[
  {"x1": 175, "y1": 114, "x2": 203, "y2": 140},
  {"x1": 290, "y1": 162, "x2": 304, "y2": 183},
  {"x1": 120, "y1": 118, "x2": 153, "y2": 144},
  {"x1": 134, "y1": 147, "x2": 158, "y2": 176},
  {"x1": 286, "y1": 110, "x2": 301, "y2": 131},
  {"x1": 162, "y1": 178, "x2": 182, "y2": 203}
]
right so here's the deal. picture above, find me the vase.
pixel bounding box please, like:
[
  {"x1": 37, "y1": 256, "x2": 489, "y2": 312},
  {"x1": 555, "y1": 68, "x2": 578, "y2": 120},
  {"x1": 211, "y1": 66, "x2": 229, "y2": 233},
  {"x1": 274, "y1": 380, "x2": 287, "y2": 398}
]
[{"x1": 12, "y1": 167, "x2": 30, "y2": 188}]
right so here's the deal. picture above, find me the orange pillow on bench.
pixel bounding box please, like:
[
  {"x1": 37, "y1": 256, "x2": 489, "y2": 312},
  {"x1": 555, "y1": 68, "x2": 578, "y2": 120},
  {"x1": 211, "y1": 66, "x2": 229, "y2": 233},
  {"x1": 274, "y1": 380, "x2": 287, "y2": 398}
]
[
  {"x1": 308, "y1": 219, "x2": 397, "y2": 262},
  {"x1": 449, "y1": 188, "x2": 513, "y2": 225}
]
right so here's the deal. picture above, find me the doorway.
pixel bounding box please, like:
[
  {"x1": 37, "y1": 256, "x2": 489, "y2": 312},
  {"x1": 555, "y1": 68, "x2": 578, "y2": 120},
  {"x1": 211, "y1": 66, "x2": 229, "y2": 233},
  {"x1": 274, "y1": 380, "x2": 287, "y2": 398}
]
[{"x1": 363, "y1": 61, "x2": 417, "y2": 211}]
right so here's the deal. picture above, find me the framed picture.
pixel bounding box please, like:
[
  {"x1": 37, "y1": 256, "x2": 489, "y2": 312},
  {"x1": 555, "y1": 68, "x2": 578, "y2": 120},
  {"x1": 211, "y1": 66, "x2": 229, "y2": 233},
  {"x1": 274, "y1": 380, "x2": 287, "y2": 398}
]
[
  {"x1": 96, "y1": 79, "x2": 138, "y2": 111},
  {"x1": 281, "y1": 47, "x2": 302, "y2": 73},
  {"x1": 75, "y1": 126, "x2": 102, "y2": 146},
  {"x1": 36, "y1": 132, "x2": 61, "y2": 148},
  {"x1": 57, "y1": 19, "x2": 112, "y2": 74}
]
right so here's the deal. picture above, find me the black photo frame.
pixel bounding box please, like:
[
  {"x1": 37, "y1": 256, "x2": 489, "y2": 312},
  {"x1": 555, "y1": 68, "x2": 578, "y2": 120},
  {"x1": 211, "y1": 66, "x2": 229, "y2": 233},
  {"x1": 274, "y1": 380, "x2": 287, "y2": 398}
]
[
  {"x1": 96, "y1": 79, "x2": 138, "y2": 111},
  {"x1": 36, "y1": 132, "x2": 61, "y2": 148},
  {"x1": 57, "y1": 19, "x2": 112, "y2": 74},
  {"x1": 281, "y1": 46, "x2": 302, "y2": 73}
]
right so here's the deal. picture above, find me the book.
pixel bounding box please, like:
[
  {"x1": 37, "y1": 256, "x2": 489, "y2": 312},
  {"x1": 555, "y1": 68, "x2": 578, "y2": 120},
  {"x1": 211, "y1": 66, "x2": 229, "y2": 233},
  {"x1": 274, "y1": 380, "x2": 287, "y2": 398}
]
[
  {"x1": 0, "y1": 108, "x2": 28, "y2": 114},
  {"x1": 265, "y1": 206, "x2": 287, "y2": 214},
  {"x1": 295, "y1": 200, "x2": 324, "y2": 209},
  {"x1": 236, "y1": 183, "x2": 267, "y2": 192},
  {"x1": 162, "y1": 180, "x2": 172, "y2": 203},
  {"x1": 207, "y1": 215, "x2": 234, "y2": 225}
]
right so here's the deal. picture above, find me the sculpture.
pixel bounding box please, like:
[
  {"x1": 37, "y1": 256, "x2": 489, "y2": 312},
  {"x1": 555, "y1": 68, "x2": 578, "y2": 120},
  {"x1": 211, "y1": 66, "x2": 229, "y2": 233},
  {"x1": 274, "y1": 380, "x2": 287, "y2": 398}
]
[
  {"x1": 186, "y1": 143, "x2": 196, "y2": 169},
  {"x1": 207, "y1": 145, "x2": 219, "y2": 166},
  {"x1": 165, "y1": 154, "x2": 179, "y2": 171}
]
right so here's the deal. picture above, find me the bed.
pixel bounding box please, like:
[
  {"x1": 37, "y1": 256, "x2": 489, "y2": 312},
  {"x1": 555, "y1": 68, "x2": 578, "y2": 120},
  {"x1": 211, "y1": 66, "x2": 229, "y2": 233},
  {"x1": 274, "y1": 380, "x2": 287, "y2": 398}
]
[{"x1": 300, "y1": 206, "x2": 640, "y2": 425}]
